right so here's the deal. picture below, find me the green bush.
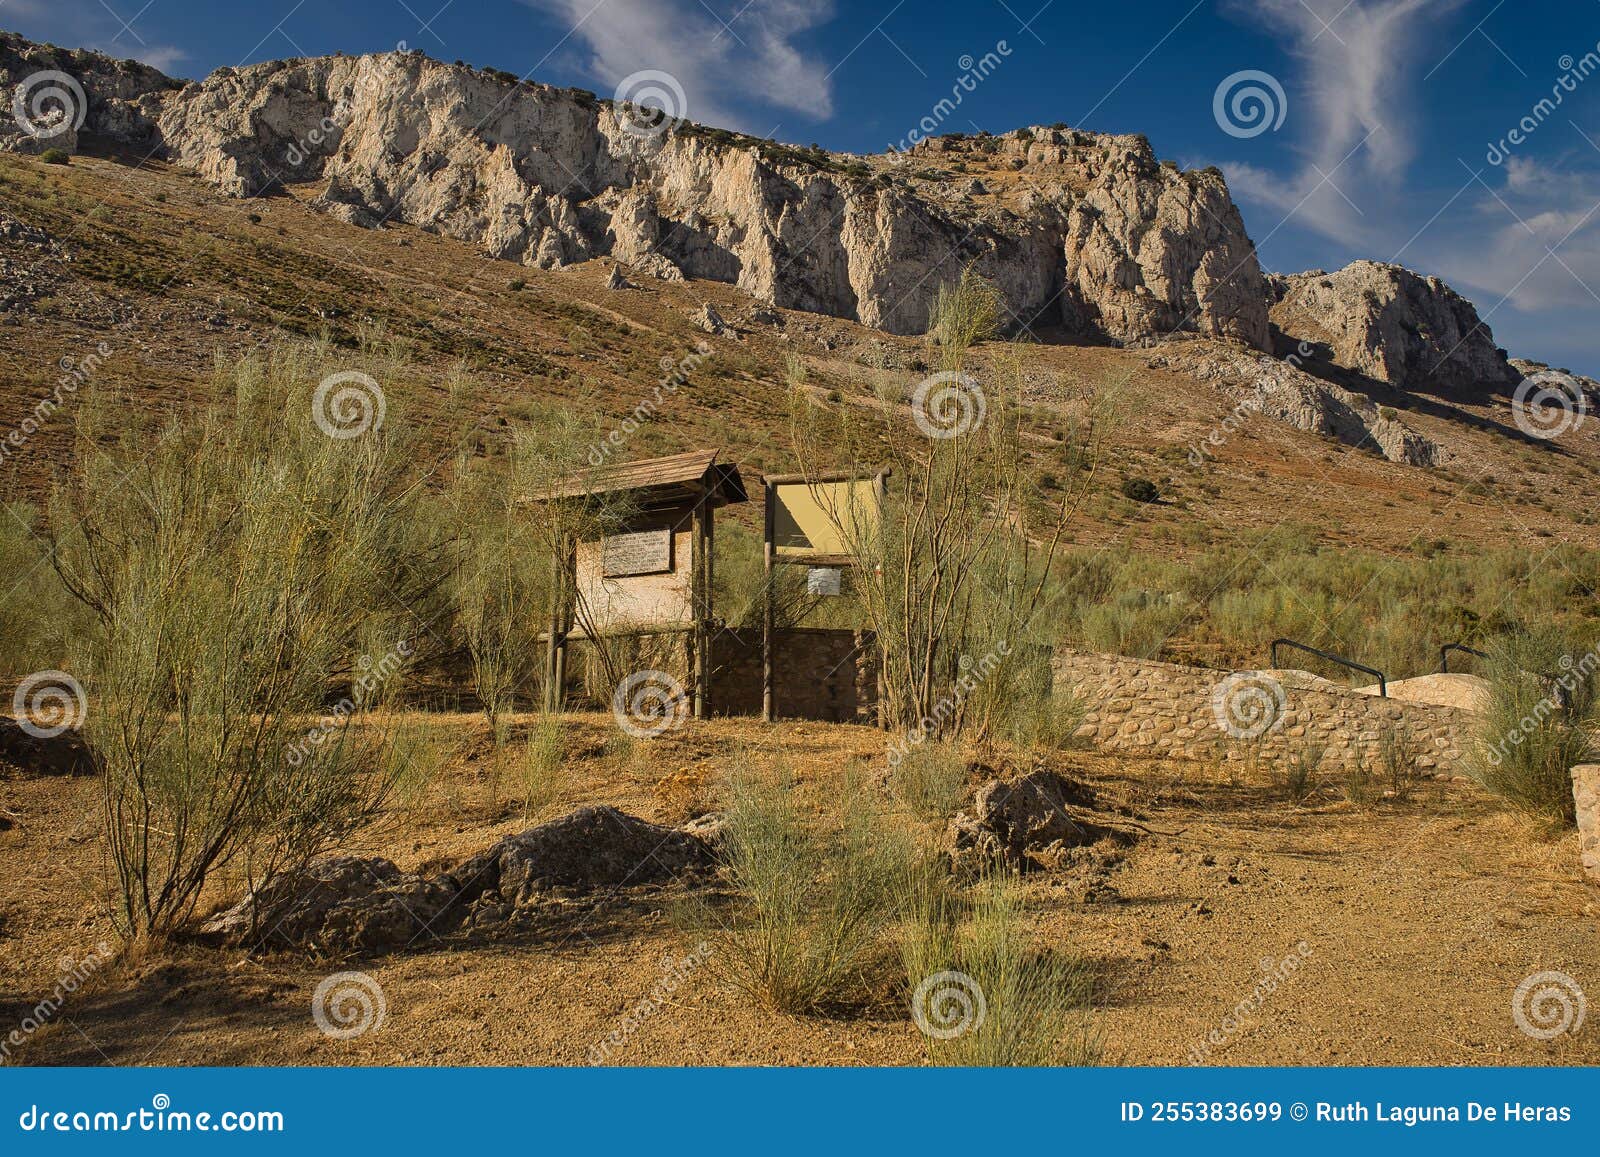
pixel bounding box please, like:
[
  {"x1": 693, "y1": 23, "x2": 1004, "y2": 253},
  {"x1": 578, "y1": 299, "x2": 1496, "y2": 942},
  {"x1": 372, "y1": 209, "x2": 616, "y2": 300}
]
[
  {"x1": 50, "y1": 339, "x2": 435, "y2": 937},
  {"x1": 901, "y1": 871, "x2": 1099, "y2": 1066},
  {"x1": 1120, "y1": 477, "x2": 1160, "y2": 504},
  {"x1": 888, "y1": 741, "x2": 969, "y2": 820},
  {"x1": 1468, "y1": 635, "x2": 1593, "y2": 824},
  {"x1": 1284, "y1": 744, "x2": 1324, "y2": 805},
  {"x1": 38, "y1": 148, "x2": 69, "y2": 165},
  {"x1": 695, "y1": 765, "x2": 912, "y2": 1013}
]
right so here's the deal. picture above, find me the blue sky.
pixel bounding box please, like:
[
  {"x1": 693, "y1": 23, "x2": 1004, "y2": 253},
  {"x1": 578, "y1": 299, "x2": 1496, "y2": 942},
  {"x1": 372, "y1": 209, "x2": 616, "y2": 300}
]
[{"x1": 7, "y1": 0, "x2": 1600, "y2": 377}]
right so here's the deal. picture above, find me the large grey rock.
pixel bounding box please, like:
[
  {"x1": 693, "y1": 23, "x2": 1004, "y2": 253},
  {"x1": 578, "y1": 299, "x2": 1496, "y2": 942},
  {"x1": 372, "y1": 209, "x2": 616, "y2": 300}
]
[
  {"x1": 203, "y1": 806, "x2": 714, "y2": 953},
  {"x1": 1155, "y1": 341, "x2": 1447, "y2": 466},
  {"x1": 1267, "y1": 261, "x2": 1517, "y2": 392},
  {"x1": 200, "y1": 855, "x2": 451, "y2": 953},
  {"x1": 0, "y1": 32, "x2": 178, "y2": 155},
  {"x1": 443, "y1": 805, "x2": 714, "y2": 904}
]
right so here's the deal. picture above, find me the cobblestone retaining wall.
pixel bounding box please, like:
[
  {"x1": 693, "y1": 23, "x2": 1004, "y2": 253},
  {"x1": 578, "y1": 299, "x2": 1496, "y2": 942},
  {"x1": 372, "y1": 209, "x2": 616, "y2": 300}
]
[{"x1": 1053, "y1": 650, "x2": 1473, "y2": 773}]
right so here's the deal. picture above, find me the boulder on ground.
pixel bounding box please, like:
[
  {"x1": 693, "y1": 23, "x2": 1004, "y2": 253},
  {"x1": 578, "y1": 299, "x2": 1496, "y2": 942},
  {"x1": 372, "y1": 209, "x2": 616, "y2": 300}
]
[
  {"x1": 200, "y1": 855, "x2": 450, "y2": 953},
  {"x1": 444, "y1": 805, "x2": 714, "y2": 905},
  {"x1": 947, "y1": 769, "x2": 1133, "y2": 872},
  {"x1": 202, "y1": 806, "x2": 714, "y2": 954},
  {"x1": 0, "y1": 718, "x2": 94, "y2": 776}
]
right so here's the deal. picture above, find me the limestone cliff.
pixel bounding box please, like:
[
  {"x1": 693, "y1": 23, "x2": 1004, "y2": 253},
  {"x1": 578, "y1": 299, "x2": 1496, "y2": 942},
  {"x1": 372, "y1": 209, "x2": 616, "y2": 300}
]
[
  {"x1": 1, "y1": 35, "x2": 1270, "y2": 349},
  {"x1": 0, "y1": 32, "x2": 1535, "y2": 400},
  {"x1": 1267, "y1": 261, "x2": 1516, "y2": 391}
]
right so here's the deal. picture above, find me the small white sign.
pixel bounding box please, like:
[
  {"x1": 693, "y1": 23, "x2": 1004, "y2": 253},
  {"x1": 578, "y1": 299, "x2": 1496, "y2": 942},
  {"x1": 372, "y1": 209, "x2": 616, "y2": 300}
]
[{"x1": 807, "y1": 566, "x2": 842, "y2": 596}]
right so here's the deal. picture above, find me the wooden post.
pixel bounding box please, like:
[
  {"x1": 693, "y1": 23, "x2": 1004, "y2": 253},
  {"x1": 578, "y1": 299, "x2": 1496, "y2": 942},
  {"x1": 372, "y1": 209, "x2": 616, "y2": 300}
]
[
  {"x1": 691, "y1": 501, "x2": 707, "y2": 720},
  {"x1": 543, "y1": 533, "x2": 566, "y2": 714},
  {"x1": 702, "y1": 502, "x2": 715, "y2": 718},
  {"x1": 762, "y1": 478, "x2": 775, "y2": 723},
  {"x1": 552, "y1": 533, "x2": 574, "y2": 711}
]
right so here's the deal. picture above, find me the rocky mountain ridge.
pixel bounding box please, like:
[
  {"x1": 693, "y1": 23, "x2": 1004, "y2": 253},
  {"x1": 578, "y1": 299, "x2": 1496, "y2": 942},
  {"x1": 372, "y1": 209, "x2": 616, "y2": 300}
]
[{"x1": 0, "y1": 32, "x2": 1528, "y2": 416}]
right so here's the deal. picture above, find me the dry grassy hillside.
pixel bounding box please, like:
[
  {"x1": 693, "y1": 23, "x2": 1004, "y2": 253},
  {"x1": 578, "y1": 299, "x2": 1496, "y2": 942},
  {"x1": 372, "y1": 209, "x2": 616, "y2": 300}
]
[{"x1": 3, "y1": 144, "x2": 1597, "y2": 559}]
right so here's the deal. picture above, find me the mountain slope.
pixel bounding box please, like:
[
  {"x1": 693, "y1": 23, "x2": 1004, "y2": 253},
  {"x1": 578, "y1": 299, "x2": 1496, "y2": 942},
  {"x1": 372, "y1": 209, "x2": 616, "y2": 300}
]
[
  {"x1": 2, "y1": 32, "x2": 1542, "y2": 403},
  {"x1": 0, "y1": 138, "x2": 1595, "y2": 560}
]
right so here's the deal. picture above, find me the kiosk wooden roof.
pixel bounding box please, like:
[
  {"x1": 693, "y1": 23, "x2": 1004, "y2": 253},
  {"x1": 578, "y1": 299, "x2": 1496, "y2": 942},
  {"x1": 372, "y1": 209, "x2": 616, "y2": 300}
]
[{"x1": 544, "y1": 449, "x2": 748, "y2": 508}]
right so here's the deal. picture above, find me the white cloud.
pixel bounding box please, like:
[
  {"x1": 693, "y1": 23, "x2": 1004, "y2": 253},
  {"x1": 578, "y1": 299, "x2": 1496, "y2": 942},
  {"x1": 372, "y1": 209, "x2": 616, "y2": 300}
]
[
  {"x1": 1220, "y1": 0, "x2": 1460, "y2": 241},
  {"x1": 523, "y1": 0, "x2": 835, "y2": 130},
  {"x1": 1433, "y1": 157, "x2": 1600, "y2": 312}
]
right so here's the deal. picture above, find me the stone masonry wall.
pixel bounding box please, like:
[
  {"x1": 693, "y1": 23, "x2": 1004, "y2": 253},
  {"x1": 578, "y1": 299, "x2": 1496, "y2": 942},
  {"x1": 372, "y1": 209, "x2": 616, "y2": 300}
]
[
  {"x1": 1054, "y1": 649, "x2": 1474, "y2": 773},
  {"x1": 1574, "y1": 764, "x2": 1600, "y2": 883}
]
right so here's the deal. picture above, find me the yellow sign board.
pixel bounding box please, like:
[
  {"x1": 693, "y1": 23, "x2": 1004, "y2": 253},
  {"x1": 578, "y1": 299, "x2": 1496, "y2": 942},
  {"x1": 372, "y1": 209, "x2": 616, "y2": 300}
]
[{"x1": 772, "y1": 477, "x2": 883, "y2": 560}]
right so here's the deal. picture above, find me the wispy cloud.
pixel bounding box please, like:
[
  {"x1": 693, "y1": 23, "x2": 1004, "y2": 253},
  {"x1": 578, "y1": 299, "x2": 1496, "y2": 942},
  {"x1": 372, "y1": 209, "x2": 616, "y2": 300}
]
[
  {"x1": 522, "y1": 0, "x2": 836, "y2": 130},
  {"x1": 1218, "y1": 0, "x2": 1458, "y2": 241},
  {"x1": 1437, "y1": 155, "x2": 1600, "y2": 312}
]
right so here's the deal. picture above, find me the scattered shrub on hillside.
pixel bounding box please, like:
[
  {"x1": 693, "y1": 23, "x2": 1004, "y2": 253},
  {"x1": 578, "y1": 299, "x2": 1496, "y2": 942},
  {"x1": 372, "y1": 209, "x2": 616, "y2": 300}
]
[
  {"x1": 0, "y1": 502, "x2": 82, "y2": 678},
  {"x1": 1378, "y1": 726, "x2": 1423, "y2": 802},
  {"x1": 450, "y1": 408, "x2": 630, "y2": 738},
  {"x1": 1284, "y1": 743, "x2": 1325, "y2": 805},
  {"x1": 889, "y1": 741, "x2": 969, "y2": 821},
  {"x1": 514, "y1": 713, "x2": 566, "y2": 819},
  {"x1": 39, "y1": 148, "x2": 69, "y2": 165},
  {"x1": 1343, "y1": 763, "x2": 1378, "y2": 807},
  {"x1": 1121, "y1": 477, "x2": 1160, "y2": 504}
]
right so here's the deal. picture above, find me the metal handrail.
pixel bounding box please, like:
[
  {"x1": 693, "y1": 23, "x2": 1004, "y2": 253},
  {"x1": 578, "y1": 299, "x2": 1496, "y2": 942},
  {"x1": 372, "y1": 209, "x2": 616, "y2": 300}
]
[
  {"x1": 1439, "y1": 642, "x2": 1489, "y2": 674},
  {"x1": 1269, "y1": 638, "x2": 1387, "y2": 697}
]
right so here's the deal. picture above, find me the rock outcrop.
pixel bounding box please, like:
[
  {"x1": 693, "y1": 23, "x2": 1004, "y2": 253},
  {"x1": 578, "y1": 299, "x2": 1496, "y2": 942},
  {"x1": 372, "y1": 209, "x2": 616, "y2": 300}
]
[
  {"x1": 0, "y1": 32, "x2": 1551, "y2": 414},
  {"x1": 1, "y1": 35, "x2": 1270, "y2": 349},
  {"x1": 1151, "y1": 341, "x2": 1448, "y2": 467},
  {"x1": 1267, "y1": 261, "x2": 1516, "y2": 391},
  {"x1": 0, "y1": 32, "x2": 177, "y2": 155},
  {"x1": 201, "y1": 806, "x2": 714, "y2": 953},
  {"x1": 947, "y1": 768, "x2": 1135, "y2": 873},
  {"x1": 1510, "y1": 358, "x2": 1600, "y2": 407}
]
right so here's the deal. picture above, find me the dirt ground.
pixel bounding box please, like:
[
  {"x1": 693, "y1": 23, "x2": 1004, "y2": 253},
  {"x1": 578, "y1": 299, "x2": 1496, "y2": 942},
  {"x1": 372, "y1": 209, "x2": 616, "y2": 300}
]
[{"x1": 1, "y1": 712, "x2": 1595, "y2": 1067}]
